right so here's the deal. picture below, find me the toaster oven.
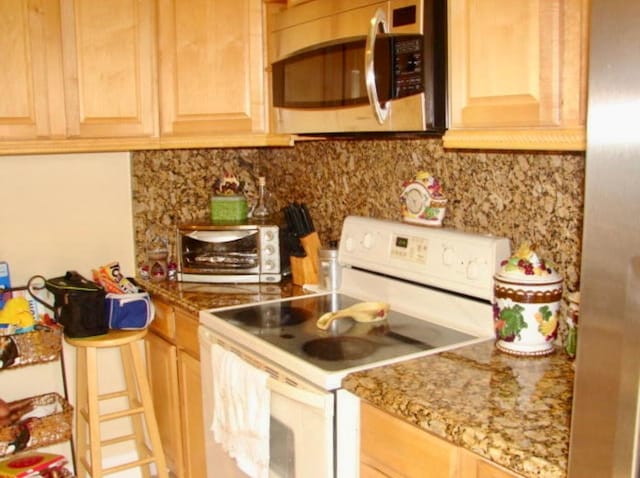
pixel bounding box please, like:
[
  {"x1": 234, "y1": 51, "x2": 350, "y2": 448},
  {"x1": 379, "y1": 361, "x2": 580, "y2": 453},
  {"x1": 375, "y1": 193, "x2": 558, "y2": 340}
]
[{"x1": 177, "y1": 223, "x2": 286, "y2": 283}]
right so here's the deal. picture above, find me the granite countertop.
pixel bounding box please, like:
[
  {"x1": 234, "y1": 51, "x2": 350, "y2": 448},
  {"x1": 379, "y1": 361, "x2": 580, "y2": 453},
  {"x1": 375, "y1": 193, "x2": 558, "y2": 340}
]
[
  {"x1": 139, "y1": 279, "x2": 573, "y2": 478},
  {"x1": 136, "y1": 277, "x2": 308, "y2": 313},
  {"x1": 343, "y1": 341, "x2": 574, "y2": 478}
]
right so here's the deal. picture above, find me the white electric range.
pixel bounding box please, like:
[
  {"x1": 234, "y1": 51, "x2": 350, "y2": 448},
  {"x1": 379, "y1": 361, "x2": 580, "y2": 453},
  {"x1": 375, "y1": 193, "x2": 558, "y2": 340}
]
[{"x1": 198, "y1": 216, "x2": 510, "y2": 478}]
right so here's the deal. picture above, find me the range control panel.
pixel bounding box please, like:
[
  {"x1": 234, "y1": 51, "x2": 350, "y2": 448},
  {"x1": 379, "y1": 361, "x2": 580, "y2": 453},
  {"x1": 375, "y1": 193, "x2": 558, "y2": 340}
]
[{"x1": 338, "y1": 216, "x2": 511, "y2": 301}]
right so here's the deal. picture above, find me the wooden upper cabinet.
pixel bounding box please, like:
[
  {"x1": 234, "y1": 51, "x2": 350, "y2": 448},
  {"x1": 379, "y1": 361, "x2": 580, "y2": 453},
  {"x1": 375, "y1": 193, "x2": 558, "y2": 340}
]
[
  {"x1": 157, "y1": 0, "x2": 267, "y2": 136},
  {"x1": 444, "y1": 0, "x2": 589, "y2": 151},
  {"x1": 0, "y1": 0, "x2": 66, "y2": 140},
  {"x1": 59, "y1": 0, "x2": 157, "y2": 138}
]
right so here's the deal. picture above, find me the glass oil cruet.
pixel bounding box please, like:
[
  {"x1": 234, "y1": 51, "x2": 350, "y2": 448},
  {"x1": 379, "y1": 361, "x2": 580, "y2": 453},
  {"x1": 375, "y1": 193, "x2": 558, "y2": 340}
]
[{"x1": 252, "y1": 176, "x2": 271, "y2": 218}]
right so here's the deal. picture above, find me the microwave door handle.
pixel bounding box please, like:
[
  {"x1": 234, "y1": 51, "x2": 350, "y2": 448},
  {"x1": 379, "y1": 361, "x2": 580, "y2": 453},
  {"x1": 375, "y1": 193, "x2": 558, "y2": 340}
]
[{"x1": 365, "y1": 8, "x2": 390, "y2": 124}]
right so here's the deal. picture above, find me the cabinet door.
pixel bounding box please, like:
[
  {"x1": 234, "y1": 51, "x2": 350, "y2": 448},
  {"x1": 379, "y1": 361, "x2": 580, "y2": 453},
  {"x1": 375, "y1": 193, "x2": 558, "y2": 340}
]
[
  {"x1": 157, "y1": 0, "x2": 267, "y2": 136},
  {"x1": 445, "y1": 0, "x2": 589, "y2": 151},
  {"x1": 145, "y1": 332, "x2": 186, "y2": 478},
  {"x1": 59, "y1": 0, "x2": 157, "y2": 138},
  {"x1": 0, "y1": 0, "x2": 66, "y2": 140},
  {"x1": 178, "y1": 350, "x2": 206, "y2": 478},
  {"x1": 360, "y1": 402, "x2": 459, "y2": 478},
  {"x1": 459, "y1": 448, "x2": 522, "y2": 478}
]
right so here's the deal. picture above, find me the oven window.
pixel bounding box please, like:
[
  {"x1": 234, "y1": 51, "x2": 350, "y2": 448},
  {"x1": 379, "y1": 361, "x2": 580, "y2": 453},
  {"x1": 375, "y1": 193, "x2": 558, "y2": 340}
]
[
  {"x1": 272, "y1": 40, "x2": 368, "y2": 108},
  {"x1": 270, "y1": 416, "x2": 295, "y2": 477},
  {"x1": 181, "y1": 230, "x2": 259, "y2": 273}
]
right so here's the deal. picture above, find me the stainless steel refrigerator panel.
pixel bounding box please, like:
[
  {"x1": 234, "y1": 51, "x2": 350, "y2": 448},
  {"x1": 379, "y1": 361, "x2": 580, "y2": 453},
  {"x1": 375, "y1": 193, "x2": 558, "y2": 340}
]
[{"x1": 568, "y1": 0, "x2": 640, "y2": 476}]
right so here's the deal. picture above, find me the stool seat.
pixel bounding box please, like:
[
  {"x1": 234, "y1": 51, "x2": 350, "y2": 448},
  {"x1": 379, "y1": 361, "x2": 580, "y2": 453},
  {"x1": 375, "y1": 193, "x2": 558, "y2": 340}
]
[
  {"x1": 66, "y1": 328, "x2": 168, "y2": 478},
  {"x1": 65, "y1": 329, "x2": 148, "y2": 348}
]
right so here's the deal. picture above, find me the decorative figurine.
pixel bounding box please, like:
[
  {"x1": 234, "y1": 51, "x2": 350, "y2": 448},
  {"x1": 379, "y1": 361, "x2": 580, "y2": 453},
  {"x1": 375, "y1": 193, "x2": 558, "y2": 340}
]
[{"x1": 400, "y1": 172, "x2": 447, "y2": 226}]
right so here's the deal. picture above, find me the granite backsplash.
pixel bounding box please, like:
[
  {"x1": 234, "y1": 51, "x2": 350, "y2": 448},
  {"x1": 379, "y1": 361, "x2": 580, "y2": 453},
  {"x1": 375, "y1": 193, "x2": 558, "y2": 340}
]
[{"x1": 131, "y1": 138, "x2": 584, "y2": 330}]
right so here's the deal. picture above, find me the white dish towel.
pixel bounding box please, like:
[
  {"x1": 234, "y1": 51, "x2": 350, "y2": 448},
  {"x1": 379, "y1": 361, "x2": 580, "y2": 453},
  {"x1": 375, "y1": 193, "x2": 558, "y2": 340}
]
[{"x1": 210, "y1": 344, "x2": 271, "y2": 478}]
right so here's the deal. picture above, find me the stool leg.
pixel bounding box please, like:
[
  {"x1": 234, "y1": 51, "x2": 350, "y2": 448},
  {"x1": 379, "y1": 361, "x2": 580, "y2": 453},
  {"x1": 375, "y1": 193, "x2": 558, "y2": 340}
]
[
  {"x1": 86, "y1": 346, "x2": 103, "y2": 478},
  {"x1": 121, "y1": 343, "x2": 151, "y2": 478},
  {"x1": 129, "y1": 341, "x2": 169, "y2": 478},
  {"x1": 75, "y1": 347, "x2": 89, "y2": 478}
]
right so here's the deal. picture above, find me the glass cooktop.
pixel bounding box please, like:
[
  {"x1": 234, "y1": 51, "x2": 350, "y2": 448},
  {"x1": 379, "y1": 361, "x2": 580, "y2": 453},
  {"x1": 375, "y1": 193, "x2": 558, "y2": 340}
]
[{"x1": 209, "y1": 293, "x2": 475, "y2": 372}]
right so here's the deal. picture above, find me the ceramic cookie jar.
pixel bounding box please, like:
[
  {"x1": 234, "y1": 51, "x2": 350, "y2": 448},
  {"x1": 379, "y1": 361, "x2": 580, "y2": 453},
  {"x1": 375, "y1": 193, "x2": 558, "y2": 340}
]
[{"x1": 493, "y1": 244, "x2": 563, "y2": 356}]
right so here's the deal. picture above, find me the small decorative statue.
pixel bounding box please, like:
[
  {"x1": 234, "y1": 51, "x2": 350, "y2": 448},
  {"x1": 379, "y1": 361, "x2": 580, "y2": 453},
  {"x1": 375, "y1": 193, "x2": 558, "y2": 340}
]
[{"x1": 400, "y1": 171, "x2": 447, "y2": 226}]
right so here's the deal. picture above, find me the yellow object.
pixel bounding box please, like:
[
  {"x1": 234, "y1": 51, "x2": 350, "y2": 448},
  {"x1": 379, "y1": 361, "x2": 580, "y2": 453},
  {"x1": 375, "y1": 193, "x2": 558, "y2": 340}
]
[
  {"x1": 0, "y1": 297, "x2": 36, "y2": 330},
  {"x1": 316, "y1": 302, "x2": 390, "y2": 330}
]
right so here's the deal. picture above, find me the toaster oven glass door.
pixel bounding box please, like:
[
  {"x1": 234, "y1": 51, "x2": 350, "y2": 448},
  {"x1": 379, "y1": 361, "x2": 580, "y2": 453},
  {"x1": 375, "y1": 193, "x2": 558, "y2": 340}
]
[{"x1": 181, "y1": 229, "x2": 260, "y2": 275}]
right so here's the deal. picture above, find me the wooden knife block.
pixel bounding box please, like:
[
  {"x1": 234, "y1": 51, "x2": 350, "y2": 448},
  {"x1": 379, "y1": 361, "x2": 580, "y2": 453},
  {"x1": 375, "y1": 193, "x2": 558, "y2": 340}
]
[{"x1": 291, "y1": 232, "x2": 321, "y2": 286}]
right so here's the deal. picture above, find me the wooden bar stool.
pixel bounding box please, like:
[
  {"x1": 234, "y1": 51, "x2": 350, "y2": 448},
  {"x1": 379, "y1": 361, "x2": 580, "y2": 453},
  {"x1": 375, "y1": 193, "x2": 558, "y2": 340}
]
[{"x1": 65, "y1": 329, "x2": 168, "y2": 478}]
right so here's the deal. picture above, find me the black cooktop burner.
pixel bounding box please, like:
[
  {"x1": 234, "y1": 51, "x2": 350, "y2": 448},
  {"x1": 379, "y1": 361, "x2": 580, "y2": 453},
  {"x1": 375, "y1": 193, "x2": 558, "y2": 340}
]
[
  {"x1": 210, "y1": 293, "x2": 476, "y2": 372},
  {"x1": 227, "y1": 305, "x2": 311, "y2": 328},
  {"x1": 303, "y1": 337, "x2": 376, "y2": 361}
]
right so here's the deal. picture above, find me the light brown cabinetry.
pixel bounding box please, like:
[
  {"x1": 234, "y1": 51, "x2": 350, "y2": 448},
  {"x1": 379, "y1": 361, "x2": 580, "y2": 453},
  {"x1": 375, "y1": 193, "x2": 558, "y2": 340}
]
[
  {"x1": 360, "y1": 402, "x2": 522, "y2": 478},
  {"x1": 145, "y1": 297, "x2": 205, "y2": 478},
  {"x1": 360, "y1": 401, "x2": 459, "y2": 478},
  {"x1": 459, "y1": 449, "x2": 520, "y2": 478},
  {"x1": 0, "y1": 0, "x2": 292, "y2": 155},
  {"x1": 444, "y1": 0, "x2": 589, "y2": 151},
  {"x1": 157, "y1": 0, "x2": 267, "y2": 136},
  {"x1": 0, "y1": 0, "x2": 155, "y2": 143},
  {"x1": 0, "y1": 0, "x2": 66, "y2": 140},
  {"x1": 60, "y1": 0, "x2": 157, "y2": 139}
]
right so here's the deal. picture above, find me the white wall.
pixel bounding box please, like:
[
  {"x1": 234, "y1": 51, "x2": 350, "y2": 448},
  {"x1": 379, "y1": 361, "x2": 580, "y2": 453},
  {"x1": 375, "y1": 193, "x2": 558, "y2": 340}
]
[{"x1": 0, "y1": 152, "x2": 136, "y2": 470}]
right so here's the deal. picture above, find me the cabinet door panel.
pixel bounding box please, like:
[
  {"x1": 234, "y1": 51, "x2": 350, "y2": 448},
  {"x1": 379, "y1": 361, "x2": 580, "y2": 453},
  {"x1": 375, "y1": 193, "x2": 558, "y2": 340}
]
[
  {"x1": 60, "y1": 0, "x2": 156, "y2": 138},
  {"x1": 158, "y1": 0, "x2": 266, "y2": 135},
  {"x1": 178, "y1": 351, "x2": 206, "y2": 478},
  {"x1": 360, "y1": 402, "x2": 459, "y2": 478},
  {"x1": 445, "y1": 0, "x2": 588, "y2": 150},
  {"x1": 449, "y1": 0, "x2": 558, "y2": 128},
  {"x1": 0, "y1": 0, "x2": 66, "y2": 139},
  {"x1": 145, "y1": 332, "x2": 185, "y2": 477}
]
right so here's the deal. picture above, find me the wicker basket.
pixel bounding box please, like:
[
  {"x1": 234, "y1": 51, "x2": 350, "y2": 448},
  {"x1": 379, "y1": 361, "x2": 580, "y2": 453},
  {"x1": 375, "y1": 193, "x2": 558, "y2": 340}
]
[
  {"x1": 0, "y1": 326, "x2": 62, "y2": 369},
  {"x1": 0, "y1": 393, "x2": 73, "y2": 457}
]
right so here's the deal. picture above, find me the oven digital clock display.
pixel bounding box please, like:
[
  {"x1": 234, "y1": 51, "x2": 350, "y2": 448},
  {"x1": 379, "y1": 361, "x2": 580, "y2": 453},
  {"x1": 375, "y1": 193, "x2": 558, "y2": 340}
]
[
  {"x1": 391, "y1": 234, "x2": 428, "y2": 263},
  {"x1": 395, "y1": 236, "x2": 409, "y2": 248}
]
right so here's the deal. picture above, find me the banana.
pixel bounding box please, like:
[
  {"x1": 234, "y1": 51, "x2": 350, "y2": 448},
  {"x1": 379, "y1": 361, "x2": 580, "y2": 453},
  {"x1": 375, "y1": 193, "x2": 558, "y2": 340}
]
[{"x1": 316, "y1": 302, "x2": 390, "y2": 330}]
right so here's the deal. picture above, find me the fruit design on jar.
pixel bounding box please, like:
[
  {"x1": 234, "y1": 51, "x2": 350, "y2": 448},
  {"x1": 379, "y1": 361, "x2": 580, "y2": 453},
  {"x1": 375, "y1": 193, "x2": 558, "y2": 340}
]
[{"x1": 493, "y1": 243, "x2": 563, "y2": 356}]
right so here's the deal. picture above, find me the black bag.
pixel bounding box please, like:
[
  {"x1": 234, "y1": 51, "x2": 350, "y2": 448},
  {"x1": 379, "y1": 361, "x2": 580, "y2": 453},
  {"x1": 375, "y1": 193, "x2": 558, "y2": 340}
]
[{"x1": 29, "y1": 271, "x2": 107, "y2": 338}]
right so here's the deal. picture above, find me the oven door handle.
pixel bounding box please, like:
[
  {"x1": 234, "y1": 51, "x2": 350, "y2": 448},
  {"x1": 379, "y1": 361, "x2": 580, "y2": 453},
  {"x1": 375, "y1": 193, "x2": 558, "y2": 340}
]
[
  {"x1": 267, "y1": 377, "x2": 334, "y2": 415},
  {"x1": 186, "y1": 230, "x2": 256, "y2": 243}
]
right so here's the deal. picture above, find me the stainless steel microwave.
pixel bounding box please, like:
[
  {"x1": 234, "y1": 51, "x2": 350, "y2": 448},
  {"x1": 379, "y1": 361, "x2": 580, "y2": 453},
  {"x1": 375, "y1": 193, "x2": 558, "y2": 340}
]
[
  {"x1": 269, "y1": 0, "x2": 447, "y2": 135},
  {"x1": 177, "y1": 223, "x2": 286, "y2": 283}
]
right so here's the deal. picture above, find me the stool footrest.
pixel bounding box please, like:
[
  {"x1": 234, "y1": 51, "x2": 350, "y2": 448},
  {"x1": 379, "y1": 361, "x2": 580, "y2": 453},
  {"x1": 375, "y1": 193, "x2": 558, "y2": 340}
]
[
  {"x1": 101, "y1": 432, "x2": 138, "y2": 447},
  {"x1": 78, "y1": 400, "x2": 144, "y2": 423},
  {"x1": 99, "y1": 390, "x2": 131, "y2": 401},
  {"x1": 79, "y1": 446, "x2": 157, "y2": 476}
]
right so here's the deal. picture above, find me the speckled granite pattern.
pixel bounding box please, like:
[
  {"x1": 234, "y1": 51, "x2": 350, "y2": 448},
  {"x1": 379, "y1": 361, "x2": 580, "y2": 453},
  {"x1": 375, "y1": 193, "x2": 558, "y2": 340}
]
[
  {"x1": 136, "y1": 277, "x2": 307, "y2": 313},
  {"x1": 343, "y1": 340, "x2": 574, "y2": 478},
  {"x1": 131, "y1": 139, "x2": 584, "y2": 343}
]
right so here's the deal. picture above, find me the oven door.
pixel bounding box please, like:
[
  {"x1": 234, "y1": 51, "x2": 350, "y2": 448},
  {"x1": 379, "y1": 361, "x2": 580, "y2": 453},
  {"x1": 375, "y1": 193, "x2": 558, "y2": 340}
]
[
  {"x1": 199, "y1": 326, "x2": 335, "y2": 478},
  {"x1": 180, "y1": 229, "x2": 260, "y2": 276}
]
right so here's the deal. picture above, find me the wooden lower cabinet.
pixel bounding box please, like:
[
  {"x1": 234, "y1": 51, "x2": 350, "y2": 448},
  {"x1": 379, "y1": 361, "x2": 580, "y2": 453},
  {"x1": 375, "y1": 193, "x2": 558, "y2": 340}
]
[
  {"x1": 146, "y1": 297, "x2": 205, "y2": 478},
  {"x1": 360, "y1": 402, "x2": 521, "y2": 478}
]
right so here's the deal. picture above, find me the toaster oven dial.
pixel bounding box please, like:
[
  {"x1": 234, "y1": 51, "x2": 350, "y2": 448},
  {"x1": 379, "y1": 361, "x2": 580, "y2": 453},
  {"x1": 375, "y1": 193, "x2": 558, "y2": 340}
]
[
  {"x1": 265, "y1": 245, "x2": 276, "y2": 255},
  {"x1": 264, "y1": 259, "x2": 275, "y2": 271}
]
